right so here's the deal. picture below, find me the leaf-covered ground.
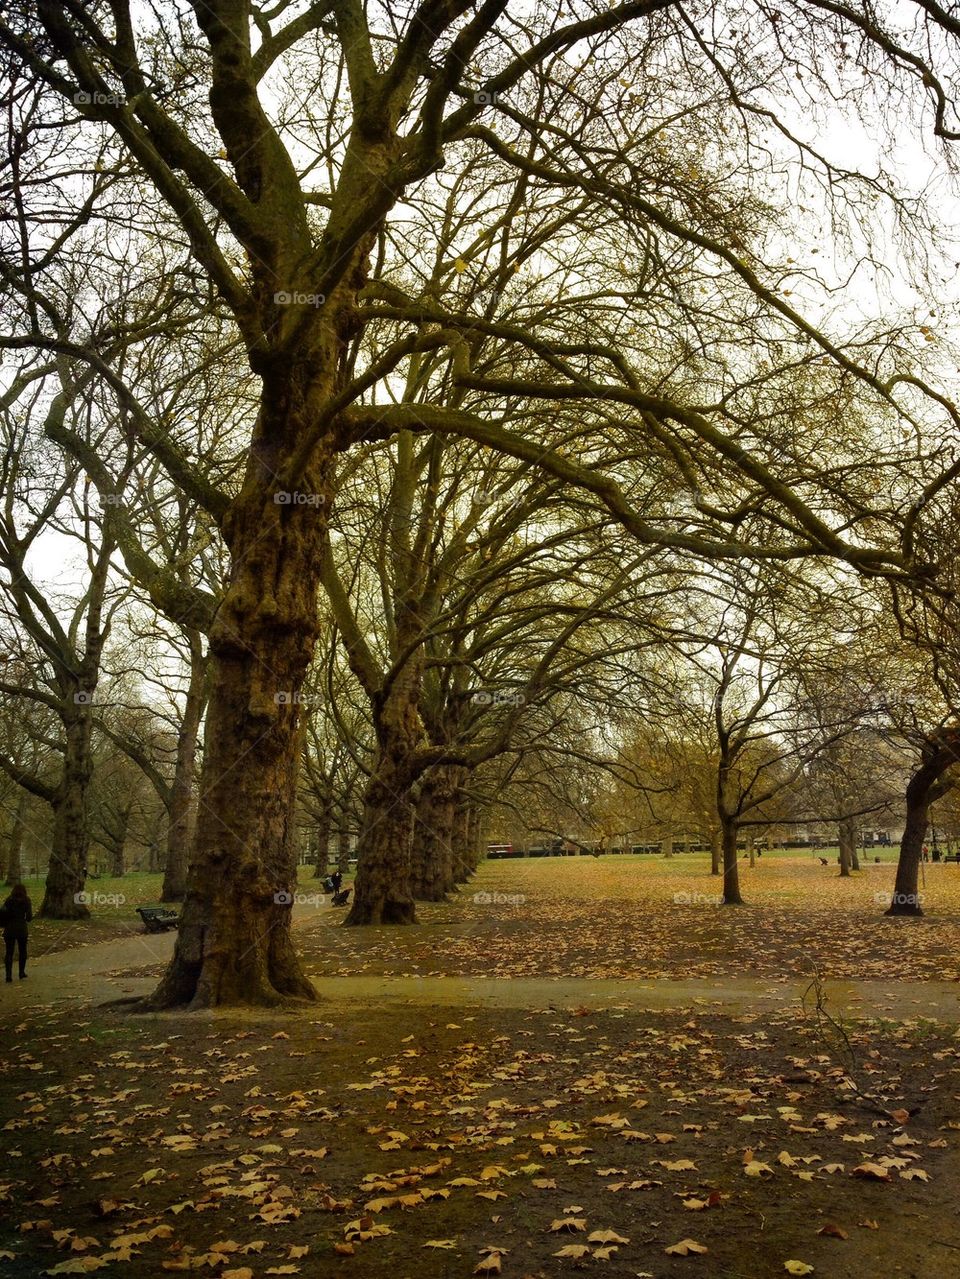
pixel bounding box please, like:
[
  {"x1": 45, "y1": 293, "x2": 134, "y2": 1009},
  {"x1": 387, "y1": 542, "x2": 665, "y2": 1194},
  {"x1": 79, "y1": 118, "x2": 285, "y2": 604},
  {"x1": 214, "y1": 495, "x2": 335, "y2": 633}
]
[
  {"x1": 5, "y1": 855, "x2": 960, "y2": 1277},
  {"x1": 296, "y1": 856, "x2": 960, "y2": 984},
  {"x1": 1, "y1": 996, "x2": 959, "y2": 1278}
]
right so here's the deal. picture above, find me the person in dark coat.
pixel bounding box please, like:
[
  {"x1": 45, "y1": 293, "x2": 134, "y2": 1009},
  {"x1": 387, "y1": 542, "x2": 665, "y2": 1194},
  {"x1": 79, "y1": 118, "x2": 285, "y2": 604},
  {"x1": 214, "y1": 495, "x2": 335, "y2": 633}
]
[{"x1": 2, "y1": 883, "x2": 32, "y2": 981}]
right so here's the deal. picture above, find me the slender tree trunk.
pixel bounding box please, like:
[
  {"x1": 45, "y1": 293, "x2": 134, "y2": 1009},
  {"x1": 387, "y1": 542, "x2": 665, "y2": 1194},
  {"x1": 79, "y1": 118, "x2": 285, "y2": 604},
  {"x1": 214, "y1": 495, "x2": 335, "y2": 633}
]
[
  {"x1": 41, "y1": 707, "x2": 94, "y2": 919},
  {"x1": 887, "y1": 734, "x2": 959, "y2": 917},
  {"x1": 5, "y1": 791, "x2": 26, "y2": 886},
  {"x1": 111, "y1": 805, "x2": 131, "y2": 877},
  {"x1": 850, "y1": 831, "x2": 861, "y2": 871},
  {"x1": 709, "y1": 829, "x2": 721, "y2": 876},
  {"x1": 837, "y1": 816, "x2": 856, "y2": 878},
  {"x1": 888, "y1": 776, "x2": 944, "y2": 914},
  {"x1": 312, "y1": 803, "x2": 333, "y2": 878},
  {"x1": 720, "y1": 816, "x2": 743, "y2": 905},
  {"x1": 451, "y1": 800, "x2": 472, "y2": 884},
  {"x1": 466, "y1": 803, "x2": 482, "y2": 876},
  {"x1": 337, "y1": 824, "x2": 351, "y2": 874},
  {"x1": 162, "y1": 633, "x2": 207, "y2": 902},
  {"x1": 148, "y1": 420, "x2": 336, "y2": 1006}
]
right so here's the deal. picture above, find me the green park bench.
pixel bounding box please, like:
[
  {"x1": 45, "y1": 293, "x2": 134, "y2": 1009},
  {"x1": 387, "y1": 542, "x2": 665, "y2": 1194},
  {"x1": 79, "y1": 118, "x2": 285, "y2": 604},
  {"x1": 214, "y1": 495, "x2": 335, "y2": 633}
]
[{"x1": 136, "y1": 906, "x2": 180, "y2": 933}]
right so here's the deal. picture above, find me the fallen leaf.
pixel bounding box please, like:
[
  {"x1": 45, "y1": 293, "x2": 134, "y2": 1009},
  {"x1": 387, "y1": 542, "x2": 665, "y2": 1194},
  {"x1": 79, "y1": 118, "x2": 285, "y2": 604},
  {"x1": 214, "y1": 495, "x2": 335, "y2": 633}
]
[
  {"x1": 665, "y1": 1239, "x2": 709, "y2": 1256},
  {"x1": 588, "y1": 1230, "x2": 629, "y2": 1244},
  {"x1": 851, "y1": 1163, "x2": 891, "y2": 1181}
]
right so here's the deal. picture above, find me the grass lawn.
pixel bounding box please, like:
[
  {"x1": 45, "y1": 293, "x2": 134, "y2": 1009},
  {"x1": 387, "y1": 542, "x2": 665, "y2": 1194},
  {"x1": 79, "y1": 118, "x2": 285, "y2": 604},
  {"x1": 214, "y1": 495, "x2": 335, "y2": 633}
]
[{"x1": 291, "y1": 853, "x2": 960, "y2": 984}]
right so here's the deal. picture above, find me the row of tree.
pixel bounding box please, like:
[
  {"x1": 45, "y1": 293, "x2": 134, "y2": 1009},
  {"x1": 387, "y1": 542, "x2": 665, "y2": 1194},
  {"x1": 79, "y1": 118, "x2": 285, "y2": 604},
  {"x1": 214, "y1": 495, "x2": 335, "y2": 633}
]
[{"x1": 1, "y1": 0, "x2": 960, "y2": 1004}]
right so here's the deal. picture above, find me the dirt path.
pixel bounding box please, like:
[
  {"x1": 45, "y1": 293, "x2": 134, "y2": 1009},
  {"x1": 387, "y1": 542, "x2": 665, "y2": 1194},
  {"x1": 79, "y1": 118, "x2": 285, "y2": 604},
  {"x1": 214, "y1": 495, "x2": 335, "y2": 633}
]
[{"x1": 5, "y1": 911, "x2": 960, "y2": 1022}]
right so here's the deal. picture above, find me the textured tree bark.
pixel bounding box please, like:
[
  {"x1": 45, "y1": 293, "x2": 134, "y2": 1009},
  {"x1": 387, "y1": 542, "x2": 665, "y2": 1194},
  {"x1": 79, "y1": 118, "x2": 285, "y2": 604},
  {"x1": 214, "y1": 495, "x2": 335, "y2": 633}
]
[
  {"x1": 148, "y1": 413, "x2": 336, "y2": 1005},
  {"x1": 410, "y1": 766, "x2": 460, "y2": 900},
  {"x1": 41, "y1": 707, "x2": 95, "y2": 919},
  {"x1": 162, "y1": 632, "x2": 206, "y2": 902},
  {"x1": 345, "y1": 779, "x2": 416, "y2": 923},
  {"x1": 346, "y1": 666, "x2": 423, "y2": 925},
  {"x1": 4, "y1": 791, "x2": 26, "y2": 886}
]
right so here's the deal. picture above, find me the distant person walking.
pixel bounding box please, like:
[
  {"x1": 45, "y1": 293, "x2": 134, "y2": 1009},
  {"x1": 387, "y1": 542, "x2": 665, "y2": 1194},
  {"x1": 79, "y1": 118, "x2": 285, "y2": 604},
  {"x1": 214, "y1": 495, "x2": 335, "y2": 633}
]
[{"x1": 2, "y1": 883, "x2": 32, "y2": 982}]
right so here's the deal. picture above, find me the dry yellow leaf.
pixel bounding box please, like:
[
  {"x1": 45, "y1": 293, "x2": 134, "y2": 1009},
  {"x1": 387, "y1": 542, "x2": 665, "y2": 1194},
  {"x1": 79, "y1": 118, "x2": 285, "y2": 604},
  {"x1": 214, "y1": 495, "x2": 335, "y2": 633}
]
[
  {"x1": 665, "y1": 1239, "x2": 709, "y2": 1256},
  {"x1": 851, "y1": 1163, "x2": 891, "y2": 1181},
  {"x1": 588, "y1": 1230, "x2": 629, "y2": 1244}
]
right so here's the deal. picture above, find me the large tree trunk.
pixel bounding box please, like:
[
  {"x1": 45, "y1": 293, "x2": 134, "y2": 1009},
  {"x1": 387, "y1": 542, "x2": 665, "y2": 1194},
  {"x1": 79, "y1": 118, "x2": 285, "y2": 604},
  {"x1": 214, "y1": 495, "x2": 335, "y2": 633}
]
[
  {"x1": 410, "y1": 766, "x2": 461, "y2": 900},
  {"x1": 345, "y1": 776, "x2": 416, "y2": 923},
  {"x1": 720, "y1": 816, "x2": 743, "y2": 905},
  {"x1": 162, "y1": 632, "x2": 207, "y2": 902},
  {"x1": 887, "y1": 732, "x2": 959, "y2": 917},
  {"x1": 148, "y1": 413, "x2": 336, "y2": 1006},
  {"x1": 346, "y1": 668, "x2": 423, "y2": 925},
  {"x1": 41, "y1": 707, "x2": 94, "y2": 919},
  {"x1": 5, "y1": 791, "x2": 26, "y2": 886}
]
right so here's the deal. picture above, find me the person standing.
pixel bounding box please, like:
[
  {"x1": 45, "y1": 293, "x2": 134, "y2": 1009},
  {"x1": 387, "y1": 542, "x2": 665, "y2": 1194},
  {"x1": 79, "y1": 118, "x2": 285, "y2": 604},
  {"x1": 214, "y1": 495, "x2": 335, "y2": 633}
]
[{"x1": 2, "y1": 883, "x2": 32, "y2": 982}]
